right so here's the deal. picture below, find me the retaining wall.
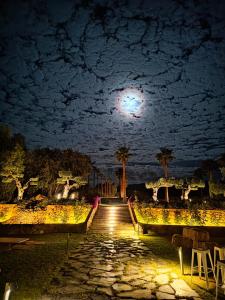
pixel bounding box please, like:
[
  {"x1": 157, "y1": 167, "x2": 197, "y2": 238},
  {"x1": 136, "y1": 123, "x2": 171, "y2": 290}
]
[
  {"x1": 134, "y1": 205, "x2": 225, "y2": 227},
  {"x1": 0, "y1": 204, "x2": 93, "y2": 234}
]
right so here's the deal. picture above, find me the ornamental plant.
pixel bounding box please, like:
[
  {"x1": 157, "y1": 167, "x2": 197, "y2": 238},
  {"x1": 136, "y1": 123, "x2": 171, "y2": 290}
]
[
  {"x1": 0, "y1": 144, "x2": 38, "y2": 201},
  {"x1": 57, "y1": 170, "x2": 87, "y2": 199}
]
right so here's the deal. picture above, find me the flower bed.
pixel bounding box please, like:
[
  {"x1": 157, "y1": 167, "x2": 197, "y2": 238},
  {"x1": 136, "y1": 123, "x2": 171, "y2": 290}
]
[
  {"x1": 134, "y1": 203, "x2": 225, "y2": 227},
  {"x1": 0, "y1": 204, "x2": 91, "y2": 224}
]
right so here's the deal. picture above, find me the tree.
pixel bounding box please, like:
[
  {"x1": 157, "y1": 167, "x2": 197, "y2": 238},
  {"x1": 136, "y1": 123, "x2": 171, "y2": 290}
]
[
  {"x1": 201, "y1": 159, "x2": 218, "y2": 198},
  {"x1": 193, "y1": 167, "x2": 206, "y2": 180},
  {"x1": 180, "y1": 178, "x2": 205, "y2": 201},
  {"x1": 0, "y1": 124, "x2": 14, "y2": 202},
  {"x1": 145, "y1": 180, "x2": 161, "y2": 201},
  {"x1": 0, "y1": 124, "x2": 28, "y2": 202},
  {"x1": 26, "y1": 148, "x2": 61, "y2": 198},
  {"x1": 217, "y1": 153, "x2": 225, "y2": 180},
  {"x1": 145, "y1": 177, "x2": 205, "y2": 202},
  {"x1": 0, "y1": 123, "x2": 12, "y2": 161},
  {"x1": 156, "y1": 147, "x2": 174, "y2": 202},
  {"x1": 209, "y1": 181, "x2": 225, "y2": 197},
  {"x1": 146, "y1": 178, "x2": 181, "y2": 201},
  {"x1": 0, "y1": 124, "x2": 26, "y2": 158},
  {"x1": 27, "y1": 148, "x2": 93, "y2": 198},
  {"x1": 201, "y1": 159, "x2": 217, "y2": 181},
  {"x1": 57, "y1": 171, "x2": 87, "y2": 199},
  {"x1": 0, "y1": 144, "x2": 38, "y2": 201},
  {"x1": 115, "y1": 147, "x2": 131, "y2": 201},
  {"x1": 61, "y1": 149, "x2": 92, "y2": 176},
  {"x1": 220, "y1": 168, "x2": 225, "y2": 180}
]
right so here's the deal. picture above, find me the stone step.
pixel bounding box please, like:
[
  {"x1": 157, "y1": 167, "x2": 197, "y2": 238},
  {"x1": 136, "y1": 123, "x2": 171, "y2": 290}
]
[
  {"x1": 93, "y1": 217, "x2": 131, "y2": 220},
  {"x1": 92, "y1": 219, "x2": 132, "y2": 223},
  {"x1": 93, "y1": 215, "x2": 132, "y2": 219},
  {"x1": 90, "y1": 225, "x2": 134, "y2": 232},
  {"x1": 90, "y1": 205, "x2": 134, "y2": 233},
  {"x1": 95, "y1": 210, "x2": 130, "y2": 214},
  {"x1": 91, "y1": 221, "x2": 132, "y2": 224},
  {"x1": 93, "y1": 216, "x2": 131, "y2": 220},
  {"x1": 91, "y1": 224, "x2": 132, "y2": 228},
  {"x1": 95, "y1": 212, "x2": 130, "y2": 214}
]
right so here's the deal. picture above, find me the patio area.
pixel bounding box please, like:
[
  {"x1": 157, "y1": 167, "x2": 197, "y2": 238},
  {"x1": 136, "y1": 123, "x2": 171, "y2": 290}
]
[{"x1": 0, "y1": 230, "x2": 220, "y2": 299}]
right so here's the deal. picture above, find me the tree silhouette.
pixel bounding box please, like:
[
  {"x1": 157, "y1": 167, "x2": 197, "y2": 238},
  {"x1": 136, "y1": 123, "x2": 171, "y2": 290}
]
[
  {"x1": 217, "y1": 153, "x2": 225, "y2": 180},
  {"x1": 156, "y1": 147, "x2": 174, "y2": 202},
  {"x1": 115, "y1": 147, "x2": 131, "y2": 201}
]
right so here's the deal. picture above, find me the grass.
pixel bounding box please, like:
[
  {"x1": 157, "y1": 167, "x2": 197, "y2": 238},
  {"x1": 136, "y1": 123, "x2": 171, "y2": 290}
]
[{"x1": 0, "y1": 233, "x2": 84, "y2": 299}]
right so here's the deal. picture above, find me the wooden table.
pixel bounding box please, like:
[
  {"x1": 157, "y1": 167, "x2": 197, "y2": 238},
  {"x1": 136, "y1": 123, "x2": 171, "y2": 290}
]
[{"x1": 0, "y1": 237, "x2": 29, "y2": 249}]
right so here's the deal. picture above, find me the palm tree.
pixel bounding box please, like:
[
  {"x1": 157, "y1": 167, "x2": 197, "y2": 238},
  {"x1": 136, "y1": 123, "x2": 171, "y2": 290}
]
[
  {"x1": 115, "y1": 147, "x2": 131, "y2": 201},
  {"x1": 156, "y1": 147, "x2": 174, "y2": 202}
]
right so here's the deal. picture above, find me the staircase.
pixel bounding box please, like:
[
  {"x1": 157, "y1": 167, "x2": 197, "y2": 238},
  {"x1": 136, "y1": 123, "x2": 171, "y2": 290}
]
[{"x1": 89, "y1": 204, "x2": 134, "y2": 234}]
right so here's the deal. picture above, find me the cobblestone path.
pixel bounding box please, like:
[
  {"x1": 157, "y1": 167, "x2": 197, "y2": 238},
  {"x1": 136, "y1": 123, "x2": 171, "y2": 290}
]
[{"x1": 41, "y1": 232, "x2": 204, "y2": 300}]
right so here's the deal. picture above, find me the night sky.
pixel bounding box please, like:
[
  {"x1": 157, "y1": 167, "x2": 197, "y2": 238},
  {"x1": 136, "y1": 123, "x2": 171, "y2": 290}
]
[{"x1": 0, "y1": 0, "x2": 225, "y2": 183}]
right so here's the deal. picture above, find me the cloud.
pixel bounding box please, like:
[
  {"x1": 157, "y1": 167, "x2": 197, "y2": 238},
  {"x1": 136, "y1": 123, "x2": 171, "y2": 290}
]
[{"x1": 0, "y1": 0, "x2": 225, "y2": 182}]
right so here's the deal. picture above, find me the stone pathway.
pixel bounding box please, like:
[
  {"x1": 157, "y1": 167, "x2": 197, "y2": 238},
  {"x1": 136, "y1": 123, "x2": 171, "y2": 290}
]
[{"x1": 42, "y1": 232, "x2": 204, "y2": 300}]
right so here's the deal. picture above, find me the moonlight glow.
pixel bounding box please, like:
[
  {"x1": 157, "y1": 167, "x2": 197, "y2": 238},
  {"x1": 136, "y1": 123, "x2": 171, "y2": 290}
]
[{"x1": 118, "y1": 88, "x2": 144, "y2": 118}]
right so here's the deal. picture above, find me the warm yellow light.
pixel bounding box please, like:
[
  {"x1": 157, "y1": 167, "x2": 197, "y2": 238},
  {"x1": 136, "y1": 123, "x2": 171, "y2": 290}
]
[
  {"x1": 134, "y1": 206, "x2": 225, "y2": 227},
  {"x1": 56, "y1": 193, "x2": 61, "y2": 200},
  {"x1": 109, "y1": 213, "x2": 116, "y2": 219},
  {"x1": 107, "y1": 206, "x2": 119, "y2": 233},
  {"x1": 70, "y1": 193, "x2": 75, "y2": 199},
  {"x1": 109, "y1": 207, "x2": 117, "y2": 212},
  {"x1": 108, "y1": 221, "x2": 116, "y2": 226},
  {"x1": 0, "y1": 204, "x2": 91, "y2": 224},
  {"x1": 178, "y1": 247, "x2": 184, "y2": 274},
  {"x1": 3, "y1": 283, "x2": 12, "y2": 300}
]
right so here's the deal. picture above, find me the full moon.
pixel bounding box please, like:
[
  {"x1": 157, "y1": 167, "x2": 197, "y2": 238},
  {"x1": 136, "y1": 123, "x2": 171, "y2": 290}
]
[{"x1": 118, "y1": 88, "x2": 144, "y2": 118}]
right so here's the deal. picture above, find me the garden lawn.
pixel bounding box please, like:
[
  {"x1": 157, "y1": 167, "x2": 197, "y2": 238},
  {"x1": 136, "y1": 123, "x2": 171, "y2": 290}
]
[
  {"x1": 1, "y1": 231, "x2": 224, "y2": 299},
  {"x1": 0, "y1": 233, "x2": 84, "y2": 299}
]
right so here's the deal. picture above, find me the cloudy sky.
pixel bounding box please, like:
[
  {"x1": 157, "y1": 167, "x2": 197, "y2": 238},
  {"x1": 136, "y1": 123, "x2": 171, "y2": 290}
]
[{"x1": 0, "y1": 0, "x2": 225, "y2": 183}]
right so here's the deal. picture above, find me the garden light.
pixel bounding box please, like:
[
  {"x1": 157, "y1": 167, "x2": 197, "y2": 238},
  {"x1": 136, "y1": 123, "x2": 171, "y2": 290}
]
[
  {"x1": 178, "y1": 247, "x2": 184, "y2": 274},
  {"x1": 107, "y1": 206, "x2": 119, "y2": 233},
  {"x1": 56, "y1": 193, "x2": 61, "y2": 200},
  {"x1": 70, "y1": 193, "x2": 75, "y2": 199},
  {"x1": 3, "y1": 282, "x2": 12, "y2": 300}
]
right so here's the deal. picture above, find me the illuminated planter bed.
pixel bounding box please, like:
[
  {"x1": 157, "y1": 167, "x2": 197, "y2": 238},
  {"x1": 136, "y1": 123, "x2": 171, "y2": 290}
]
[
  {"x1": 0, "y1": 204, "x2": 93, "y2": 234},
  {"x1": 133, "y1": 204, "x2": 225, "y2": 227}
]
